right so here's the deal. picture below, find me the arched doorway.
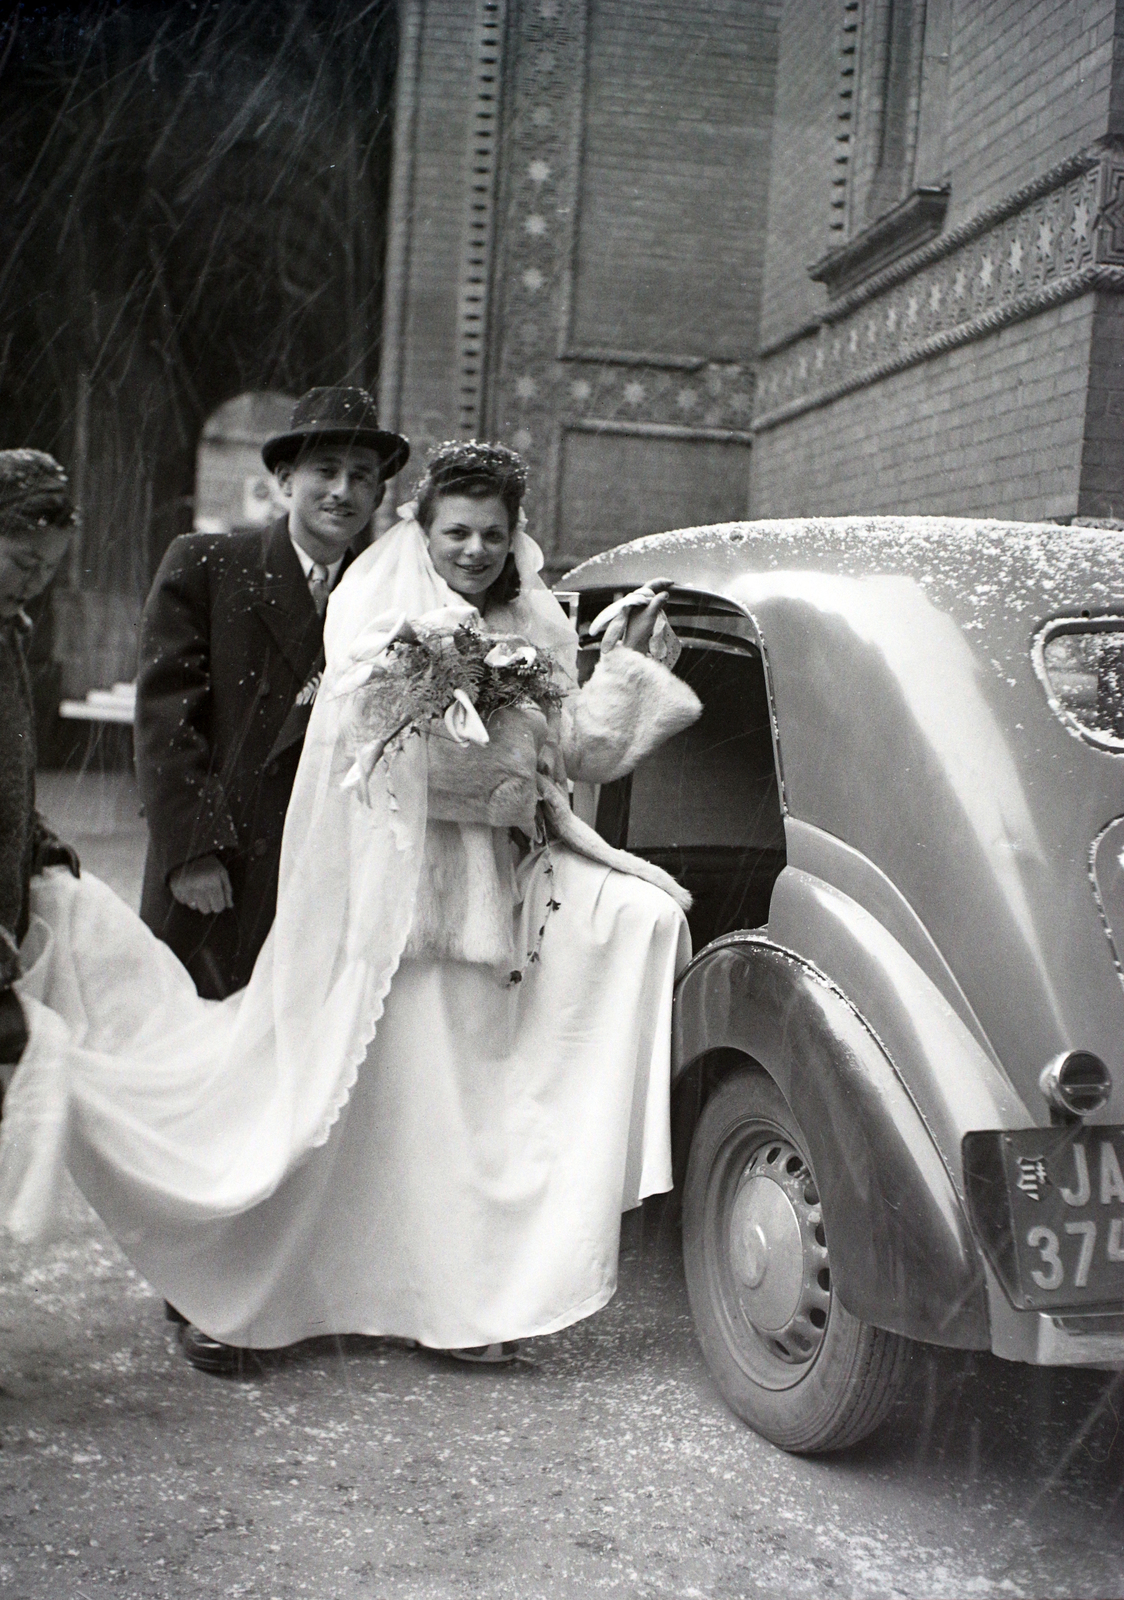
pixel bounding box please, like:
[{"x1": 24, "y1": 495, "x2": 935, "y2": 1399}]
[{"x1": 194, "y1": 394, "x2": 296, "y2": 536}]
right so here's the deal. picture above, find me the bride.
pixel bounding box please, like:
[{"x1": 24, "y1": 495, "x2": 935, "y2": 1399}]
[{"x1": 0, "y1": 441, "x2": 701, "y2": 1372}]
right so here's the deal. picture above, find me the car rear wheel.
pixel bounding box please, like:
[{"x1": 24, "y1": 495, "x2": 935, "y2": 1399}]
[{"x1": 683, "y1": 1069, "x2": 910, "y2": 1453}]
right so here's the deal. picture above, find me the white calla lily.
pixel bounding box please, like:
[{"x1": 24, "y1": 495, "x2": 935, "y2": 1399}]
[
  {"x1": 414, "y1": 604, "x2": 479, "y2": 636},
  {"x1": 333, "y1": 660, "x2": 377, "y2": 696},
  {"x1": 443, "y1": 688, "x2": 490, "y2": 747},
  {"x1": 341, "y1": 738, "x2": 389, "y2": 807},
  {"x1": 333, "y1": 613, "x2": 417, "y2": 695},
  {"x1": 483, "y1": 640, "x2": 537, "y2": 669}
]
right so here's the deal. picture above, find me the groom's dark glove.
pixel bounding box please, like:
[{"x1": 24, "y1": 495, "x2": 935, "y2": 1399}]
[
  {"x1": 32, "y1": 815, "x2": 80, "y2": 879},
  {"x1": 0, "y1": 927, "x2": 27, "y2": 1071}
]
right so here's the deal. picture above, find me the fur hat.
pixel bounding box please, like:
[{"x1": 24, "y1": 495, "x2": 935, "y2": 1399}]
[{"x1": 0, "y1": 450, "x2": 76, "y2": 541}]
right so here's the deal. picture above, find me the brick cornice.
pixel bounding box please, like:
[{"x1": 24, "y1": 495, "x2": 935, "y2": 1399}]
[
  {"x1": 758, "y1": 145, "x2": 1105, "y2": 360},
  {"x1": 754, "y1": 151, "x2": 1124, "y2": 430},
  {"x1": 754, "y1": 264, "x2": 1124, "y2": 433}
]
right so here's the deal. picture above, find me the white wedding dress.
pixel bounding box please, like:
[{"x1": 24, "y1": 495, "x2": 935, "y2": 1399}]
[{"x1": 0, "y1": 516, "x2": 699, "y2": 1350}]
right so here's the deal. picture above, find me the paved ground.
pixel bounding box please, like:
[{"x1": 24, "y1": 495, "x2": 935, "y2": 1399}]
[
  {"x1": 0, "y1": 773, "x2": 1120, "y2": 1600},
  {"x1": 2, "y1": 1192, "x2": 1123, "y2": 1600}
]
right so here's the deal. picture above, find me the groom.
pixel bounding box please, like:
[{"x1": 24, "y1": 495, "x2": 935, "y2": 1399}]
[{"x1": 136, "y1": 388, "x2": 409, "y2": 999}]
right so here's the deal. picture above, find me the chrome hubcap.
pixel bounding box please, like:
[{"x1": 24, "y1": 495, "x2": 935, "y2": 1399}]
[{"x1": 727, "y1": 1136, "x2": 831, "y2": 1365}]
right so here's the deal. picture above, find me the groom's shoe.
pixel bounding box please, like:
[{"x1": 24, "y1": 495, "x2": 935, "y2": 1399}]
[{"x1": 181, "y1": 1323, "x2": 262, "y2": 1377}]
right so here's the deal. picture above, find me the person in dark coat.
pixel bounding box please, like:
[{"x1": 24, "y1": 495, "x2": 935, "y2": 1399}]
[
  {"x1": 0, "y1": 450, "x2": 80, "y2": 1072},
  {"x1": 135, "y1": 388, "x2": 409, "y2": 999}
]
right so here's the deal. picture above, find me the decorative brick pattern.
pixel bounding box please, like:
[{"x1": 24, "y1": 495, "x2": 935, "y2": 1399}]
[
  {"x1": 559, "y1": 361, "x2": 754, "y2": 433},
  {"x1": 829, "y1": 0, "x2": 860, "y2": 233},
  {"x1": 379, "y1": 0, "x2": 482, "y2": 469},
  {"x1": 758, "y1": 0, "x2": 1118, "y2": 354},
  {"x1": 455, "y1": 0, "x2": 508, "y2": 434},
  {"x1": 754, "y1": 154, "x2": 1123, "y2": 431},
  {"x1": 485, "y1": 0, "x2": 774, "y2": 564},
  {"x1": 483, "y1": 0, "x2": 583, "y2": 501},
  {"x1": 384, "y1": 0, "x2": 776, "y2": 560}
]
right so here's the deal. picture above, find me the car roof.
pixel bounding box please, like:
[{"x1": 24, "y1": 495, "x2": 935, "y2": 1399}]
[{"x1": 562, "y1": 516, "x2": 1124, "y2": 641}]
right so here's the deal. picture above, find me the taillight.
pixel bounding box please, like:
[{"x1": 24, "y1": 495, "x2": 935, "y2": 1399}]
[{"x1": 1039, "y1": 1050, "x2": 1113, "y2": 1117}]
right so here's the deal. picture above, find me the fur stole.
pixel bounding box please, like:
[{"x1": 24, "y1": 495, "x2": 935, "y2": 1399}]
[
  {"x1": 404, "y1": 820, "x2": 517, "y2": 969},
  {"x1": 537, "y1": 779, "x2": 692, "y2": 912},
  {"x1": 404, "y1": 644, "x2": 702, "y2": 965}
]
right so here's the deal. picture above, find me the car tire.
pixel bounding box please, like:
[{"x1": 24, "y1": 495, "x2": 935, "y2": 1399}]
[{"x1": 683, "y1": 1069, "x2": 910, "y2": 1454}]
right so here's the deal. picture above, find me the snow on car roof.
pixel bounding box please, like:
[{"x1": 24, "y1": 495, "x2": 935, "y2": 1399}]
[{"x1": 564, "y1": 516, "x2": 1124, "y2": 643}]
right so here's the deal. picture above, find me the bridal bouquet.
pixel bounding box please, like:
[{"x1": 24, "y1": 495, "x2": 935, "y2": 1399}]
[{"x1": 341, "y1": 613, "x2": 563, "y2": 828}]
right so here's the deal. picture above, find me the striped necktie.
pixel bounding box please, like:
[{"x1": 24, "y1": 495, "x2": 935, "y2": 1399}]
[{"x1": 308, "y1": 562, "x2": 331, "y2": 616}]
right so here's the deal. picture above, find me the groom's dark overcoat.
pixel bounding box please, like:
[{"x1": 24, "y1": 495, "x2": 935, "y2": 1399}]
[{"x1": 136, "y1": 516, "x2": 347, "y2": 998}]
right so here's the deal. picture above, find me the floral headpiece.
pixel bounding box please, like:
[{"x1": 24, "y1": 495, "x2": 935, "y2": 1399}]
[{"x1": 416, "y1": 439, "x2": 529, "y2": 497}]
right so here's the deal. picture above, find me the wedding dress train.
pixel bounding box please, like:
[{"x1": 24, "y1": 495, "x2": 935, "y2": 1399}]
[{"x1": 0, "y1": 513, "x2": 698, "y2": 1349}]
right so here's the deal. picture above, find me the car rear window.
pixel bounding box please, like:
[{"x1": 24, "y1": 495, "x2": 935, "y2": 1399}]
[{"x1": 1036, "y1": 621, "x2": 1124, "y2": 749}]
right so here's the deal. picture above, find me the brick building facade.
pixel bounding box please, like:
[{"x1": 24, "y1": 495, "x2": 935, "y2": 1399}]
[
  {"x1": 751, "y1": 0, "x2": 1124, "y2": 521},
  {"x1": 378, "y1": 0, "x2": 779, "y2": 572},
  {"x1": 383, "y1": 0, "x2": 1124, "y2": 553},
  {"x1": 29, "y1": 1, "x2": 1123, "y2": 704}
]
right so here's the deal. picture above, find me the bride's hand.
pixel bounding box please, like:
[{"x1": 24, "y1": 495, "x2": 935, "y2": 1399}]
[{"x1": 596, "y1": 579, "x2": 673, "y2": 655}]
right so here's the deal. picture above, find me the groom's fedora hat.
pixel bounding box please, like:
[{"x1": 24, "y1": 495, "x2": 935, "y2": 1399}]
[{"x1": 262, "y1": 387, "x2": 410, "y2": 477}]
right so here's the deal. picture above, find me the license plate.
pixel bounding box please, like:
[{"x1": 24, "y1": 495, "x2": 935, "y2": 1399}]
[{"x1": 998, "y1": 1126, "x2": 1124, "y2": 1311}]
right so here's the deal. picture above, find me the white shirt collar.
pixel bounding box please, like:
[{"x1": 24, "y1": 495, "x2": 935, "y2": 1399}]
[{"x1": 289, "y1": 533, "x2": 345, "y2": 584}]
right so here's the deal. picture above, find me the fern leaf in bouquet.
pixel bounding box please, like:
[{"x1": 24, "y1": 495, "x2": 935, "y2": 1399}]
[{"x1": 341, "y1": 618, "x2": 564, "y2": 807}]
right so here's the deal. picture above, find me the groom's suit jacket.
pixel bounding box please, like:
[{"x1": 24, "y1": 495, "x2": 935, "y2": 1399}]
[{"x1": 135, "y1": 516, "x2": 351, "y2": 998}]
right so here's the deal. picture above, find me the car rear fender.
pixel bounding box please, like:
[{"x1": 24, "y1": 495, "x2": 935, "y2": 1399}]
[{"x1": 673, "y1": 936, "x2": 991, "y2": 1348}]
